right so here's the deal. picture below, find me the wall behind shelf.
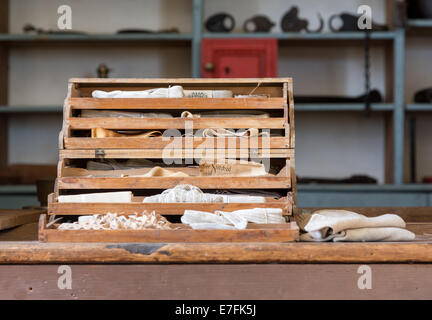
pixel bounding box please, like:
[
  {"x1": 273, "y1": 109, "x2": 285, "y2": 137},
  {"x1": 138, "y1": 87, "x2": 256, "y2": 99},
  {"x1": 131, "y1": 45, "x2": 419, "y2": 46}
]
[
  {"x1": 10, "y1": 0, "x2": 193, "y2": 34},
  {"x1": 6, "y1": 0, "x2": 396, "y2": 183},
  {"x1": 404, "y1": 36, "x2": 432, "y2": 182}
]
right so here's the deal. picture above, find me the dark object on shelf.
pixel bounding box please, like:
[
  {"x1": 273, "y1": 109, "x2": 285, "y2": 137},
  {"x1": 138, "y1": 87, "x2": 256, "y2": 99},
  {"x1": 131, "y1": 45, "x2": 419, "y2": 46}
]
[
  {"x1": 117, "y1": 28, "x2": 179, "y2": 34},
  {"x1": 243, "y1": 15, "x2": 275, "y2": 33},
  {"x1": 423, "y1": 177, "x2": 432, "y2": 183},
  {"x1": 36, "y1": 179, "x2": 55, "y2": 207},
  {"x1": 97, "y1": 64, "x2": 111, "y2": 78},
  {"x1": 298, "y1": 175, "x2": 377, "y2": 184},
  {"x1": 414, "y1": 88, "x2": 432, "y2": 103},
  {"x1": 280, "y1": 6, "x2": 324, "y2": 33},
  {"x1": 23, "y1": 24, "x2": 86, "y2": 35},
  {"x1": 295, "y1": 89, "x2": 383, "y2": 104},
  {"x1": 328, "y1": 13, "x2": 388, "y2": 32},
  {"x1": 407, "y1": 0, "x2": 432, "y2": 19},
  {"x1": 205, "y1": 13, "x2": 235, "y2": 32}
]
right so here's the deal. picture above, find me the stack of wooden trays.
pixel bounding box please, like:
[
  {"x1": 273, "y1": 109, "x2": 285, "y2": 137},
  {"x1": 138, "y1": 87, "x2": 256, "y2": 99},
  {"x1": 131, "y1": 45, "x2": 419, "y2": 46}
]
[{"x1": 40, "y1": 78, "x2": 298, "y2": 242}]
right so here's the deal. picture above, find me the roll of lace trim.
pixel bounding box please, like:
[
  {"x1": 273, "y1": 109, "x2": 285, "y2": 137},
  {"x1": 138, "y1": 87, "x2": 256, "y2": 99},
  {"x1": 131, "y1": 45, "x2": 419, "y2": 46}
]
[{"x1": 143, "y1": 184, "x2": 223, "y2": 203}]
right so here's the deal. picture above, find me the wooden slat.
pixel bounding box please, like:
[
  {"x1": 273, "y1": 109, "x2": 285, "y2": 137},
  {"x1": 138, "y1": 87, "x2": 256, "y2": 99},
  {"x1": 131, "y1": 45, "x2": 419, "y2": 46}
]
[
  {"x1": 40, "y1": 226, "x2": 298, "y2": 243},
  {"x1": 1, "y1": 241, "x2": 432, "y2": 264},
  {"x1": 38, "y1": 215, "x2": 298, "y2": 243},
  {"x1": 69, "y1": 97, "x2": 285, "y2": 110},
  {"x1": 60, "y1": 148, "x2": 293, "y2": 159},
  {"x1": 67, "y1": 117, "x2": 286, "y2": 129},
  {"x1": 57, "y1": 176, "x2": 291, "y2": 189},
  {"x1": 0, "y1": 209, "x2": 45, "y2": 231},
  {"x1": 64, "y1": 136, "x2": 290, "y2": 149},
  {"x1": 48, "y1": 201, "x2": 293, "y2": 216},
  {"x1": 71, "y1": 77, "x2": 292, "y2": 84}
]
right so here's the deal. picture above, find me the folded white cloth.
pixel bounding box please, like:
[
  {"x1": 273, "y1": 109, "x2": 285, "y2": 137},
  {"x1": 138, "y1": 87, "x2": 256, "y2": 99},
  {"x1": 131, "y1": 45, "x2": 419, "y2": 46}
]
[
  {"x1": 92, "y1": 87, "x2": 233, "y2": 99},
  {"x1": 298, "y1": 209, "x2": 415, "y2": 242},
  {"x1": 181, "y1": 208, "x2": 285, "y2": 230},
  {"x1": 218, "y1": 194, "x2": 265, "y2": 203},
  {"x1": 58, "y1": 191, "x2": 132, "y2": 203},
  {"x1": 92, "y1": 86, "x2": 184, "y2": 98}
]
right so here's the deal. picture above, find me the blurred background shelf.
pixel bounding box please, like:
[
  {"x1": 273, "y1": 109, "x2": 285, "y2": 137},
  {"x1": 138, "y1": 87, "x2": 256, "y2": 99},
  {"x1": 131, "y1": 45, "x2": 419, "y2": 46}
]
[
  {"x1": 0, "y1": 106, "x2": 62, "y2": 113},
  {"x1": 295, "y1": 103, "x2": 395, "y2": 112},
  {"x1": 203, "y1": 31, "x2": 397, "y2": 40},
  {"x1": 407, "y1": 19, "x2": 432, "y2": 28},
  {"x1": 0, "y1": 33, "x2": 194, "y2": 43},
  {"x1": 1, "y1": 0, "x2": 432, "y2": 209},
  {"x1": 406, "y1": 103, "x2": 432, "y2": 111}
]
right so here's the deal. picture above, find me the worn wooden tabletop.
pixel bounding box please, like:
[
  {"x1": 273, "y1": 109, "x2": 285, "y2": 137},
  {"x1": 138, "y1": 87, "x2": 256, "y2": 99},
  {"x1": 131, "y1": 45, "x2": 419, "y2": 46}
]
[{"x1": 0, "y1": 207, "x2": 431, "y2": 299}]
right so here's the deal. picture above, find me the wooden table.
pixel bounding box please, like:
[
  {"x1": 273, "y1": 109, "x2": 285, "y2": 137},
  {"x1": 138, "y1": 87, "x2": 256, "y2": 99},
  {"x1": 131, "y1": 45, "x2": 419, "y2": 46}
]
[{"x1": 0, "y1": 207, "x2": 431, "y2": 299}]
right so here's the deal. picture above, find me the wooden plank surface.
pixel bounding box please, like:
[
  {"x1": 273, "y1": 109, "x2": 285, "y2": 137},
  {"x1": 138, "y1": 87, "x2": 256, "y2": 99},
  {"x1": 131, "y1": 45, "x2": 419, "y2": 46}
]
[
  {"x1": 39, "y1": 217, "x2": 299, "y2": 243},
  {"x1": 69, "y1": 97, "x2": 285, "y2": 109},
  {"x1": 64, "y1": 136, "x2": 290, "y2": 149},
  {"x1": 70, "y1": 77, "x2": 292, "y2": 84},
  {"x1": 67, "y1": 117, "x2": 286, "y2": 129},
  {"x1": 0, "y1": 222, "x2": 38, "y2": 241},
  {"x1": 48, "y1": 201, "x2": 293, "y2": 216},
  {"x1": 60, "y1": 148, "x2": 293, "y2": 159},
  {"x1": 1, "y1": 240, "x2": 432, "y2": 264},
  {"x1": 0, "y1": 264, "x2": 432, "y2": 299},
  {"x1": 57, "y1": 176, "x2": 291, "y2": 189},
  {"x1": 0, "y1": 209, "x2": 44, "y2": 231}
]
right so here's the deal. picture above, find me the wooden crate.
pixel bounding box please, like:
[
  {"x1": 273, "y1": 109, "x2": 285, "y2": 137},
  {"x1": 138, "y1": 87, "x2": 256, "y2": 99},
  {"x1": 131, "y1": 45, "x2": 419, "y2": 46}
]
[
  {"x1": 46, "y1": 78, "x2": 297, "y2": 242},
  {"x1": 38, "y1": 214, "x2": 299, "y2": 243}
]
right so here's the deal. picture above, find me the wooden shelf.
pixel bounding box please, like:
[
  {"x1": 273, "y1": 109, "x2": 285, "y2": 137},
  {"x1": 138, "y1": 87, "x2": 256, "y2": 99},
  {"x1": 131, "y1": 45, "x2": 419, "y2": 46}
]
[{"x1": 0, "y1": 103, "x2": 395, "y2": 114}]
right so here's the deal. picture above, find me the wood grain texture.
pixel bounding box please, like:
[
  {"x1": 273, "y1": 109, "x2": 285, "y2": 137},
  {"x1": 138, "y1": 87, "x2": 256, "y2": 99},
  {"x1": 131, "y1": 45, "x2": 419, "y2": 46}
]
[
  {"x1": 60, "y1": 148, "x2": 293, "y2": 159},
  {"x1": 64, "y1": 137, "x2": 290, "y2": 149},
  {"x1": 67, "y1": 117, "x2": 286, "y2": 129},
  {"x1": 1, "y1": 264, "x2": 431, "y2": 299},
  {"x1": 69, "y1": 97, "x2": 285, "y2": 110},
  {"x1": 48, "y1": 200, "x2": 293, "y2": 216},
  {"x1": 1, "y1": 240, "x2": 432, "y2": 264},
  {"x1": 0, "y1": 222, "x2": 38, "y2": 241},
  {"x1": 57, "y1": 176, "x2": 291, "y2": 189},
  {"x1": 70, "y1": 78, "x2": 292, "y2": 84},
  {"x1": 0, "y1": 209, "x2": 45, "y2": 231},
  {"x1": 39, "y1": 214, "x2": 299, "y2": 243}
]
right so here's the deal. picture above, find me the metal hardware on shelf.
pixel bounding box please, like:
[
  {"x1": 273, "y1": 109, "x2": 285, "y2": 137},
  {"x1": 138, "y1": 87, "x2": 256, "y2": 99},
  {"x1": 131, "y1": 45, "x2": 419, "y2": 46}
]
[{"x1": 95, "y1": 149, "x2": 105, "y2": 159}]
